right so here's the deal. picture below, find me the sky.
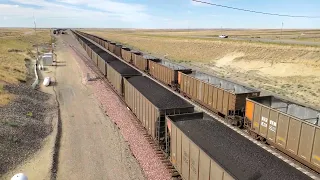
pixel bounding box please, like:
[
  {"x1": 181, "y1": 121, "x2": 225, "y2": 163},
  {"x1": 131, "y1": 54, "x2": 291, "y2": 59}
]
[{"x1": 0, "y1": 0, "x2": 319, "y2": 29}]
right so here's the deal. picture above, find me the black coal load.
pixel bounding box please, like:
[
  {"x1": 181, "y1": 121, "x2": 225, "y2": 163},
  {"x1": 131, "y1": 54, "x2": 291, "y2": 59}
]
[
  {"x1": 127, "y1": 76, "x2": 193, "y2": 110},
  {"x1": 99, "y1": 52, "x2": 118, "y2": 63},
  {"x1": 172, "y1": 112, "x2": 311, "y2": 180},
  {"x1": 109, "y1": 61, "x2": 141, "y2": 76}
]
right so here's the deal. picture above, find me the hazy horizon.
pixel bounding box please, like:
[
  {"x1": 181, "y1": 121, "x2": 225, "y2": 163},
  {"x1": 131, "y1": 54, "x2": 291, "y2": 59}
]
[
  {"x1": 1, "y1": 27, "x2": 320, "y2": 31},
  {"x1": 0, "y1": 0, "x2": 319, "y2": 29}
]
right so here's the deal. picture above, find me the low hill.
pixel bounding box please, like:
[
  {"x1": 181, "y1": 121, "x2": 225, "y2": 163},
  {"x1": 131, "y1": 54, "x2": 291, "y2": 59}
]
[{"x1": 84, "y1": 30, "x2": 320, "y2": 108}]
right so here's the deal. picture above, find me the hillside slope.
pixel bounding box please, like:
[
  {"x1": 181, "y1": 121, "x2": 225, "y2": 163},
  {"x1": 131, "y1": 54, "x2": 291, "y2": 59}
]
[{"x1": 85, "y1": 30, "x2": 320, "y2": 107}]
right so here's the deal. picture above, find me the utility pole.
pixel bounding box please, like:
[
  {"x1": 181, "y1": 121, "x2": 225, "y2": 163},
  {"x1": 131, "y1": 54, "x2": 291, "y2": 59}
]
[
  {"x1": 187, "y1": 10, "x2": 190, "y2": 34},
  {"x1": 33, "y1": 14, "x2": 39, "y2": 62},
  {"x1": 50, "y1": 28, "x2": 53, "y2": 44},
  {"x1": 280, "y1": 22, "x2": 284, "y2": 40},
  {"x1": 50, "y1": 28, "x2": 54, "y2": 53}
]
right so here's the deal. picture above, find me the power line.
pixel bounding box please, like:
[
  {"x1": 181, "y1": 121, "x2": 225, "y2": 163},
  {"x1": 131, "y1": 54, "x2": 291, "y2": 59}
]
[{"x1": 192, "y1": 0, "x2": 320, "y2": 18}]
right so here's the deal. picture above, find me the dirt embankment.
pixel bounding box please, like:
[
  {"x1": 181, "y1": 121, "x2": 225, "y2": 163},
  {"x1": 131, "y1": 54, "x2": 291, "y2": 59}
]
[
  {"x1": 0, "y1": 29, "x2": 56, "y2": 177},
  {"x1": 87, "y1": 31, "x2": 320, "y2": 64},
  {"x1": 86, "y1": 31, "x2": 320, "y2": 107},
  {"x1": 0, "y1": 84, "x2": 55, "y2": 175},
  {"x1": 0, "y1": 29, "x2": 52, "y2": 106}
]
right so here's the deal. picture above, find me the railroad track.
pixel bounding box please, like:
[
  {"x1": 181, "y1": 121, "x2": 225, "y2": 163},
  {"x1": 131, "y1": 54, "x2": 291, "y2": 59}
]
[
  {"x1": 70, "y1": 32, "x2": 320, "y2": 179},
  {"x1": 68, "y1": 43, "x2": 181, "y2": 179}
]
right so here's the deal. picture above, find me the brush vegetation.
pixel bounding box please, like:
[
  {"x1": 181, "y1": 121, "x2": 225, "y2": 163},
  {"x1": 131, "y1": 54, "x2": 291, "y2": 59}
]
[{"x1": 0, "y1": 29, "x2": 51, "y2": 106}]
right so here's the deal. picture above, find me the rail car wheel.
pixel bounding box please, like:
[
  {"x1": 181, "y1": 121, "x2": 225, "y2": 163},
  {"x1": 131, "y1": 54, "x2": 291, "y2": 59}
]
[
  {"x1": 237, "y1": 120, "x2": 244, "y2": 129},
  {"x1": 259, "y1": 136, "x2": 267, "y2": 143},
  {"x1": 232, "y1": 119, "x2": 238, "y2": 126},
  {"x1": 171, "y1": 176, "x2": 181, "y2": 180},
  {"x1": 249, "y1": 131, "x2": 259, "y2": 140},
  {"x1": 225, "y1": 117, "x2": 233, "y2": 125},
  {"x1": 171, "y1": 85, "x2": 177, "y2": 92},
  {"x1": 227, "y1": 116, "x2": 244, "y2": 129},
  {"x1": 232, "y1": 116, "x2": 244, "y2": 129}
]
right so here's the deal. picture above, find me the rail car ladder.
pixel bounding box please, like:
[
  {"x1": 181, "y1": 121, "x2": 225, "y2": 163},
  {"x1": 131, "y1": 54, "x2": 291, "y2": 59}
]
[{"x1": 156, "y1": 109, "x2": 182, "y2": 152}]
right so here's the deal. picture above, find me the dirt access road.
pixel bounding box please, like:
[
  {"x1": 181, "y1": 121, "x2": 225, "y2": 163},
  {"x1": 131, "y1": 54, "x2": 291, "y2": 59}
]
[
  {"x1": 188, "y1": 35, "x2": 320, "y2": 46},
  {"x1": 52, "y1": 34, "x2": 145, "y2": 180}
]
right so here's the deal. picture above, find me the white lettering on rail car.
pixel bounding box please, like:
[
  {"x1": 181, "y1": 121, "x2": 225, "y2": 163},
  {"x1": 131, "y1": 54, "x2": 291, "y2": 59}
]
[
  {"x1": 270, "y1": 120, "x2": 277, "y2": 126},
  {"x1": 79, "y1": 33, "x2": 319, "y2": 180},
  {"x1": 261, "y1": 116, "x2": 268, "y2": 122},
  {"x1": 261, "y1": 122, "x2": 268, "y2": 128},
  {"x1": 261, "y1": 116, "x2": 268, "y2": 127},
  {"x1": 269, "y1": 120, "x2": 277, "y2": 132},
  {"x1": 269, "y1": 126, "x2": 276, "y2": 132}
]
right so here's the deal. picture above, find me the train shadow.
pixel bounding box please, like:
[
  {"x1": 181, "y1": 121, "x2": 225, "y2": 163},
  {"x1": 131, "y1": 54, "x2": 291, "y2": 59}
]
[
  {"x1": 50, "y1": 81, "x2": 58, "y2": 86},
  {"x1": 55, "y1": 64, "x2": 66, "y2": 67},
  {"x1": 55, "y1": 61, "x2": 66, "y2": 63}
]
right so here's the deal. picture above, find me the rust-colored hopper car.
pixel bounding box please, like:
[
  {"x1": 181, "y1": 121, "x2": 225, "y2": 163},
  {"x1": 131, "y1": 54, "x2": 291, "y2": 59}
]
[
  {"x1": 179, "y1": 71, "x2": 260, "y2": 126},
  {"x1": 246, "y1": 96, "x2": 320, "y2": 173}
]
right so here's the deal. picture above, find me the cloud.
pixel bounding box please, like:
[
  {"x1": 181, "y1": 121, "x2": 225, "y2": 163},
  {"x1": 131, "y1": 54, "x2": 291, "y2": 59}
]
[
  {"x1": 10, "y1": 0, "x2": 70, "y2": 9},
  {"x1": 209, "y1": 14, "x2": 220, "y2": 17},
  {"x1": 0, "y1": 1, "x2": 198, "y2": 28},
  {"x1": 0, "y1": 0, "x2": 151, "y2": 26},
  {"x1": 57, "y1": 0, "x2": 89, "y2": 4},
  {"x1": 0, "y1": 4, "x2": 19, "y2": 8},
  {"x1": 0, "y1": 3, "x2": 101, "y2": 19},
  {"x1": 58, "y1": 0, "x2": 151, "y2": 22}
]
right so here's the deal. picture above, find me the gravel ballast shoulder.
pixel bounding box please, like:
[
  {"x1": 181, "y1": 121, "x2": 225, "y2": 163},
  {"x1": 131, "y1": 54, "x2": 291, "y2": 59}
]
[
  {"x1": 0, "y1": 84, "x2": 55, "y2": 175},
  {"x1": 127, "y1": 76, "x2": 194, "y2": 110},
  {"x1": 109, "y1": 60, "x2": 141, "y2": 76},
  {"x1": 71, "y1": 44, "x2": 172, "y2": 180},
  {"x1": 171, "y1": 113, "x2": 311, "y2": 180}
]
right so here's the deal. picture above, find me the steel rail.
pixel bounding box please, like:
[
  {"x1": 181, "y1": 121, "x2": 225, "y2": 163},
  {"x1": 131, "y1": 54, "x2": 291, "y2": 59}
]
[{"x1": 72, "y1": 31, "x2": 320, "y2": 179}]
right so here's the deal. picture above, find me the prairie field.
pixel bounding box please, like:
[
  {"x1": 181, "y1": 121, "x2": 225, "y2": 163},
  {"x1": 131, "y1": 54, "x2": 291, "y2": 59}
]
[
  {"x1": 84, "y1": 29, "x2": 320, "y2": 108},
  {"x1": 0, "y1": 28, "x2": 51, "y2": 106},
  {"x1": 84, "y1": 28, "x2": 320, "y2": 43}
]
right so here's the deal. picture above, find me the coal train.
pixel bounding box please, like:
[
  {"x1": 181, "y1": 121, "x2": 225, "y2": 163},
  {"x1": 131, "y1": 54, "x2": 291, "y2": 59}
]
[{"x1": 70, "y1": 30, "x2": 319, "y2": 179}]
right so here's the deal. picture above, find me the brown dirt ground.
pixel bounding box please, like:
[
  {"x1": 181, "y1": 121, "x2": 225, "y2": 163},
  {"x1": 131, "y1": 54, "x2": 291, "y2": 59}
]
[{"x1": 53, "y1": 32, "x2": 145, "y2": 180}]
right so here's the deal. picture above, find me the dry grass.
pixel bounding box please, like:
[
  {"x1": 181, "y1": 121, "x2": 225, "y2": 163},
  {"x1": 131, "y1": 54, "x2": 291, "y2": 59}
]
[
  {"x1": 141, "y1": 29, "x2": 320, "y2": 39},
  {"x1": 83, "y1": 28, "x2": 320, "y2": 42},
  {"x1": 0, "y1": 29, "x2": 51, "y2": 106},
  {"x1": 84, "y1": 29, "x2": 320, "y2": 107},
  {"x1": 0, "y1": 93, "x2": 14, "y2": 106},
  {"x1": 0, "y1": 28, "x2": 32, "y2": 37},
  {"x1": 85, "y1": 31, "x2": 320, "y2": 65}
]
